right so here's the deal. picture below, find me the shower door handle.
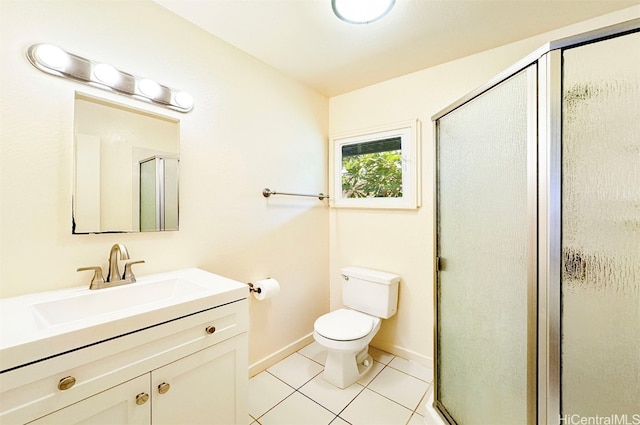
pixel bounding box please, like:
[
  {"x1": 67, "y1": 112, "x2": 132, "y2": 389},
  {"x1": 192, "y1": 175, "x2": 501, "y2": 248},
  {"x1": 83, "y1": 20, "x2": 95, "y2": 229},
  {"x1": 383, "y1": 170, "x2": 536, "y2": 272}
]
[{"x1": 436, "y1": 257, "x2": 446, "y2": 271}]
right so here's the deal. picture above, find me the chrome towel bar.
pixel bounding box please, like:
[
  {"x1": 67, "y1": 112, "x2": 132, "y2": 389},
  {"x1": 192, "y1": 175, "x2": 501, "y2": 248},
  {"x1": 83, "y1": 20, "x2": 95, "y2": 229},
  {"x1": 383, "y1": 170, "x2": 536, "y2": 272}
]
[{"x1": 262, "y1": 188, "x2": 329, "y2": 201}]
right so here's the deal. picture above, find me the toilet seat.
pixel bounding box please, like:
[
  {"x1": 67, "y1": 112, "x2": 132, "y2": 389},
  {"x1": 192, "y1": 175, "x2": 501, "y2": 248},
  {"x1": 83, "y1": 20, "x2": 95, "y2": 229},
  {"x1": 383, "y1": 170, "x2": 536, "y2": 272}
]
[{"x1": 314, "y1": 309, "x2": 374, "y2": 341}]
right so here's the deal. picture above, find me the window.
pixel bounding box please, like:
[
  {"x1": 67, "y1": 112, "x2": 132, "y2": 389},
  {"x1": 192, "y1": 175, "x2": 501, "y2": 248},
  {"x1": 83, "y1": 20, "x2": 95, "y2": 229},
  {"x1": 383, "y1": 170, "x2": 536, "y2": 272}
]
[{"x1": 330, "y1": 120, "x2": 420, "y2": 209}]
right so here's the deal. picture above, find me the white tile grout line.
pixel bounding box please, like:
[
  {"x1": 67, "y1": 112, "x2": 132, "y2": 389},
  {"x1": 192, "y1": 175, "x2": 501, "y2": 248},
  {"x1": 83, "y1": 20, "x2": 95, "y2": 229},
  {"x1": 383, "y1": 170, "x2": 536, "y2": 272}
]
[
  {"x1": 352, "y1": 363, "x2": 429, "y2": 414},
  {"x1": 251, "y1": 369, "x2": 325, "y2": 421},
  {"x1": 252, "y1": 346, "x2": 432, "y2": 425},
  {"x1": 385, "y1": 363, "x2": 432, "y2": 383},
  {"x1": 296, "y1": 349, "x2": 325, "y2": 366},
  {"x1": 255, "y1": 363, "x2": 429, "y2": 424}
]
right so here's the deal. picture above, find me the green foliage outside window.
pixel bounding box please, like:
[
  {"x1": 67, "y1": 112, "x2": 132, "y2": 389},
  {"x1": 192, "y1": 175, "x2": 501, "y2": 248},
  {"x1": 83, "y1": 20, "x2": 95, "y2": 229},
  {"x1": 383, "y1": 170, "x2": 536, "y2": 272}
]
[{"x1": 341, "y1": 150, "x2": 403, "y2": 198}]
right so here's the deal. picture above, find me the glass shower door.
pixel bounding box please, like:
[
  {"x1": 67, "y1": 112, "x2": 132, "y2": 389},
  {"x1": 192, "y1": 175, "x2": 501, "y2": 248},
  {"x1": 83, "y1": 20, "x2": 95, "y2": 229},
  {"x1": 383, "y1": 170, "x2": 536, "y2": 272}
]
[
  {"x1": 561, "y1": 31, "x2": 640, "y2": 417},
  {"x1": 139, "y1": 156, "x2": 179, "y2": 232},
  {"x1": 435, "y1": 65, "x2": 537, "y2": 424}
]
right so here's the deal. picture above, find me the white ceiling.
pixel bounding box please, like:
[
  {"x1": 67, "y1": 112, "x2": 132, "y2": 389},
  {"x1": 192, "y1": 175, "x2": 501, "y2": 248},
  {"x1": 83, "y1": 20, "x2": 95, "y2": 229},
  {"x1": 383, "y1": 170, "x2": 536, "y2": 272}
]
[{"x1": 154, "y1": 0, "x2": 638, "y2": 97}]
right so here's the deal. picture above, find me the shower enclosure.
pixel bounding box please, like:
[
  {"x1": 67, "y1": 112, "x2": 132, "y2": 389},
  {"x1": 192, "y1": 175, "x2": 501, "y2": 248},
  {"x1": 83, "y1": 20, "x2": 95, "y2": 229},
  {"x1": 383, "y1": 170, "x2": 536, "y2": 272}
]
[
  {"x1": 434, "y1": 21, "x2": 639, "y2": 424},
  {"x1": 139, "y1": 155, "x2": 179, "y2": 232}
]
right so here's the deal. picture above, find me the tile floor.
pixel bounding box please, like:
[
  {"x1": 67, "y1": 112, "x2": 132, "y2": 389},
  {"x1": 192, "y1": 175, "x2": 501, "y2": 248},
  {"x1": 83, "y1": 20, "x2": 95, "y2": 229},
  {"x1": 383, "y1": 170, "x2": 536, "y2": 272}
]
[{"x1": 248, "y1": 342, "x2": 436, "y2": 425}]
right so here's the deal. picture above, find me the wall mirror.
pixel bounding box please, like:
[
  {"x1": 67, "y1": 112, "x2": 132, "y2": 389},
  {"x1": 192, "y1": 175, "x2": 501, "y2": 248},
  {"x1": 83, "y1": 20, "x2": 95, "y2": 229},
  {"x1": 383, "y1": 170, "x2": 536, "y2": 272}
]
[{"x1": 73, "y1": 93, "x2": 179, "y2": 233}]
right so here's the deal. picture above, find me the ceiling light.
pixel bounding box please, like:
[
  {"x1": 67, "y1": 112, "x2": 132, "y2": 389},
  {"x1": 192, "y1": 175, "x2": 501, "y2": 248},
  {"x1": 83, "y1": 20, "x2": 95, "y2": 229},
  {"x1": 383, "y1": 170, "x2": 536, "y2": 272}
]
[{"x1": 332, "y1": 0, "x2": 395, "y2": 24}]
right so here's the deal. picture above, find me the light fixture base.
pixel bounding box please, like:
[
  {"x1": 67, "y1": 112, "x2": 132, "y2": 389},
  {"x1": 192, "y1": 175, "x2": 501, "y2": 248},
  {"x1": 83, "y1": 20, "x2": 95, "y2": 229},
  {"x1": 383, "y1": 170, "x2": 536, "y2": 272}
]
[
  {"x1": 26, "y1": 43, "x2": 193, "y2": 113},
  {"x1": 331, "y1": 0, "x2": 396, "y2": 24}
]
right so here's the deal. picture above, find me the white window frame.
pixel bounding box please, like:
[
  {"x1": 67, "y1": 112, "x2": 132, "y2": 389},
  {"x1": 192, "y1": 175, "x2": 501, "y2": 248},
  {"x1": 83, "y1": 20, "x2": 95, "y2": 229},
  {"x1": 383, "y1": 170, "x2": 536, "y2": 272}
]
[{"x1": 330, "y1": 119, "x2": 421, "y2": 209}]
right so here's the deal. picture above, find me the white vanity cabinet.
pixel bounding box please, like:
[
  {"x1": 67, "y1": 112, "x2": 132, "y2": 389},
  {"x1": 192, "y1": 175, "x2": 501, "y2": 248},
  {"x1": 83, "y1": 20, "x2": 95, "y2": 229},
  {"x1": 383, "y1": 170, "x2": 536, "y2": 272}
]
[
  {"x1": 28, "y1": 375, "x2": 151, "y2": 425},
  {"x1": 151, "y1": 336, "x2": 244, "y2": 425},
  {"x1": 1, "y1": 295, "x2": 248, "y2": 425}
]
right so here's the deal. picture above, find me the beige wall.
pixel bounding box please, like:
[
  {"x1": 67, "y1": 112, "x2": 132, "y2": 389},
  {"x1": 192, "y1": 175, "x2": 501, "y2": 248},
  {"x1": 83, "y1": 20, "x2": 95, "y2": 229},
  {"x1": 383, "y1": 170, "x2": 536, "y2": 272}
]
[
  {"x1": 1, "y1": 0, "x2": 637, "y2": 375},
  {"x1": 329, "y1": 6, "x2": 640, "y2": 365},
  {"x1": 0, "y1": 0, "x2": 329, "y2": 370}
]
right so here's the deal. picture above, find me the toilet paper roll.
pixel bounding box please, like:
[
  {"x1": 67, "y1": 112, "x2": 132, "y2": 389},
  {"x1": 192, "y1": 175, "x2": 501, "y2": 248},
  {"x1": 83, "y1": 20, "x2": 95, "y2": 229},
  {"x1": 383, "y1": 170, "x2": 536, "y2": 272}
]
[{"x1": 252, "y1": 278, "x2": 280, "y2": 301}]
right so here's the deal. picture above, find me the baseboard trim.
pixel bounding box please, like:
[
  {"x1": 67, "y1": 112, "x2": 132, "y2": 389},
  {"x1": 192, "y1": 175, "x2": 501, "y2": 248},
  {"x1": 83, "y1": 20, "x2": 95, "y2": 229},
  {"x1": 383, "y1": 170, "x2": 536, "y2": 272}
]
[
  {"x1": 249, "y1": 333, "x2": 315, "y2": 377},
  {"x1": 249, "y1": 334, "x2": 433, "y2": 376},
  {"x1": 370, "y1": 339, "x2": 433, "y2": 367}
]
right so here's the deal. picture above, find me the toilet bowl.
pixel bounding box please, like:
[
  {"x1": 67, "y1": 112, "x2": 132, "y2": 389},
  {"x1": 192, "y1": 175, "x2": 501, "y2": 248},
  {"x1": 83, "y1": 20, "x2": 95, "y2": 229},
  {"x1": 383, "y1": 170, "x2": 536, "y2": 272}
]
[
  {"x1": 313, "y1": 308, "x2": 381, "y2": 388},
  {"x1": 312, "y1": 267, "x2": 400, "y2": 389}
]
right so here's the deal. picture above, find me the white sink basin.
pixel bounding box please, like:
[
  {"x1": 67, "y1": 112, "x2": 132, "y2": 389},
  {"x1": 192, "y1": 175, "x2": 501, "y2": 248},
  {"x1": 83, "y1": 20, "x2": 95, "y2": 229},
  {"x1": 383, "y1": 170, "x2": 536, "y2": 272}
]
[
  {"x1": 0, "y1": 268, "x2": 248, "y2": 373},
  {"x1": 31, "y1": 278, "x2": 207, "y2": 327}
]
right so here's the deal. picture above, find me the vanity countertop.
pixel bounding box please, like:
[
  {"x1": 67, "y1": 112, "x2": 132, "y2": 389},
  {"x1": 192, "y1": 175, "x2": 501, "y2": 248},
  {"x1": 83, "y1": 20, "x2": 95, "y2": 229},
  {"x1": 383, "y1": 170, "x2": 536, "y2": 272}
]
[{"x1": 0, "y1": 268, "x2": 248, "y2": 373}]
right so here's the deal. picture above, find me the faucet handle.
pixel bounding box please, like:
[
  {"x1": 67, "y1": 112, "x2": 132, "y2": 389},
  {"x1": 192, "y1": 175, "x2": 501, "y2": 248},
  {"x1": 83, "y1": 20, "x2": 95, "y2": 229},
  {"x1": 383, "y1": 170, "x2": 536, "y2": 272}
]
[
  {"x1": 77, "y1": 266, "x2": 105, "y2": 290},
  {"x1": 123, "y1": 260, "x2": 145, "y2": 282}
]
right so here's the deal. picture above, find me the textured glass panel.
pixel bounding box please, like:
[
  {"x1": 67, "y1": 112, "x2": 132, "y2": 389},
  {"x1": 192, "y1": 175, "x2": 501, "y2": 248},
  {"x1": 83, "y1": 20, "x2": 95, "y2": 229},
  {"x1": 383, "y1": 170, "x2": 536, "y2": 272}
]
[
  {"x1": 139, "y1": 159, "x2": 157, "y2": 232},
  {"x1": 561, "y1": 32, "x2": 640, "y2": 416},
  {"x1": 436, "y1": 67, "x2": 532, "y2": 424},
  {"x1": 164, "y1": 158, "x2": 179, "y2": 231}
]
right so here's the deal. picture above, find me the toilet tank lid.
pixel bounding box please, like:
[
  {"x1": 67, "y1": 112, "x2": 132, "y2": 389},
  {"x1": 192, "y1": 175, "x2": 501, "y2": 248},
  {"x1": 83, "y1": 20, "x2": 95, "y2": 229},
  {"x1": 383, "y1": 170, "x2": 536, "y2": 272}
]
[{"x1": 341, "y1": 267, "x2": 400, "y2": 285}]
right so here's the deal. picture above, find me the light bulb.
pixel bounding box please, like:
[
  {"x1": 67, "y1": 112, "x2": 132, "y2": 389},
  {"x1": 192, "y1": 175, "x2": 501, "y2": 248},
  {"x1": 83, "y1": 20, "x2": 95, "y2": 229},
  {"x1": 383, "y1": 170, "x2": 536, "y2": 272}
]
[
  {"x1": 332, "y1": 0, "x2": 395, "y2": 24},
  {"x1": 173, "y1": 91, "x2": 194, "y2": 110},
  {"x1": 138, "y1": 78, "x2": 162, "y2": 98},
  {"x1": 93, "y1": 63, "x2": 120, "y2": 86},
  {"x1": 34, "y1": 44, "x2": 69, "y2": 70}
]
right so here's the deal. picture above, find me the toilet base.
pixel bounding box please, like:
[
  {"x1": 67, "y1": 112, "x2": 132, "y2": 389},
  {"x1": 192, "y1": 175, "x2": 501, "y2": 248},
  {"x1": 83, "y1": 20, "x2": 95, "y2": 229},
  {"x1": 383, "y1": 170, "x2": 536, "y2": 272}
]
[{"x1": 322, "y1": 346, "x2": 373, "y2": 389}]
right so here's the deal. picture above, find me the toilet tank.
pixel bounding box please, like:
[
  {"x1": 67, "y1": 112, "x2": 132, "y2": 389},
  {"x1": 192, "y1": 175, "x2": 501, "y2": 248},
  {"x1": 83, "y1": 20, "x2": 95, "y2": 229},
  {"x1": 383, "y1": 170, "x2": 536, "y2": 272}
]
[{"x1": 341, "y1": 267, "x2": 400, "y2": 319}]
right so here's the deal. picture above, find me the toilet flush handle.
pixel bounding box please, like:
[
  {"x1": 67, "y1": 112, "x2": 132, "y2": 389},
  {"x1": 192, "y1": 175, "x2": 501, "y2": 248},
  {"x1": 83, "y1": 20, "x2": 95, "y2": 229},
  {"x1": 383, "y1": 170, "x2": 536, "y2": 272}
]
[{"x1": 341, "y1": 274, "x2": 349, "y2": 281}]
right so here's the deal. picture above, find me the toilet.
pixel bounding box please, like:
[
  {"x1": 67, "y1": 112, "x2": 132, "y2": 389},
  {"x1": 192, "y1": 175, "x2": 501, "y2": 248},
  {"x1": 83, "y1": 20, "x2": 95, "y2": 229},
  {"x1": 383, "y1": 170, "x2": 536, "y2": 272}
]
[{"x1": 313, "y1": 266, "x2": 400, "y2": 388}]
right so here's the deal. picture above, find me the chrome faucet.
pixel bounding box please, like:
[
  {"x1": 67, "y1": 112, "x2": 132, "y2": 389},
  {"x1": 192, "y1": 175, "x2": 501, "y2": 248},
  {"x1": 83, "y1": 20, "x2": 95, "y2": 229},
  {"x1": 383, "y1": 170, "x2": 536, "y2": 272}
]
[{"x1": 77, "y1": 243, "x2": 145, "y2": 290}]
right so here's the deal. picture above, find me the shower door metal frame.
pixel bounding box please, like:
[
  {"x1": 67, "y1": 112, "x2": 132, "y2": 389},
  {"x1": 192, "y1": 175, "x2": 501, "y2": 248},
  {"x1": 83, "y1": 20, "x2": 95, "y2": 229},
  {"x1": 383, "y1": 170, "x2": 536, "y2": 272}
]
[
  {"x1": 537, "y1": 48, "x2": 562, "y2": 425},
  {"x1": 539, "y1": 20, "x2": 640, "y2": 424},
  {"x1": 139, "y1": 156, "x2": 166, "y2": 231},
  {"x1": 432, "y1": 18, "x2": 640, "y2": 425},
  {"x1": 432, "y1": 61, "x2": 539, "y2": 425},
  {"x1": 139, "y1": 155, "x2": 179, "y2": 232}
]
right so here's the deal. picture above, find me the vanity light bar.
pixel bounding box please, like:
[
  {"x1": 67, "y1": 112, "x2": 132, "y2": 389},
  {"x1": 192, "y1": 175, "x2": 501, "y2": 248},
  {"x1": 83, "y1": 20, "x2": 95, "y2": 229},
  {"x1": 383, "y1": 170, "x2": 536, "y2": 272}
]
[{"x1": 26, "y1": 43, "x2": 194, "y2": 113}]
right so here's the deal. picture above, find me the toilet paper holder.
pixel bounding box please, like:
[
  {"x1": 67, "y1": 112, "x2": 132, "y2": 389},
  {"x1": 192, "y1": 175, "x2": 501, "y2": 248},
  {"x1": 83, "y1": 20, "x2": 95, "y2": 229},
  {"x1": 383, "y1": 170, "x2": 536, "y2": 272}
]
[
  {"x1": 247, "y1": 282, "x2": 262, "y2": 294},
  {"x1": 247, "y1": 278, "x2": 281, "y2": 301}
]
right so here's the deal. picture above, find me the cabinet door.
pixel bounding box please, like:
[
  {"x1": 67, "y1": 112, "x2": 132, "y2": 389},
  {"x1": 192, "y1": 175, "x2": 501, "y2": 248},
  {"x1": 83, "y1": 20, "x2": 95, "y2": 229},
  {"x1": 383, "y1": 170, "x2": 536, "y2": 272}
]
[
  {"x1": 152, "y1": 334, "x2": 248, "y2": 425},
  {"x1": 28, "y1": 375, "x2": 150, "y2": 425}
]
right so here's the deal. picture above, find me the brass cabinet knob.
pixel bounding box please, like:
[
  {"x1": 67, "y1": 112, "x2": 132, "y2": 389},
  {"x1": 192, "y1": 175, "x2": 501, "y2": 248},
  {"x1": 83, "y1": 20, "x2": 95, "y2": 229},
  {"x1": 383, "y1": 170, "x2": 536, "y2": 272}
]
[
  {"x1": 135, "y1": 392, "x2": 149, "y2": 405},
  {"x1": 58, "y1": 376, "x2": 76, "y2": 391},
  {"x1": 205, "y1": 326, "x2": 216, "y2": 335},
  {"x1": 158, "y1": 382, "x2": 171, "y2": 394}
]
